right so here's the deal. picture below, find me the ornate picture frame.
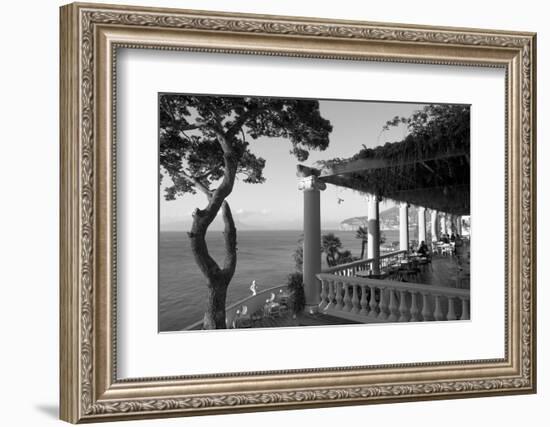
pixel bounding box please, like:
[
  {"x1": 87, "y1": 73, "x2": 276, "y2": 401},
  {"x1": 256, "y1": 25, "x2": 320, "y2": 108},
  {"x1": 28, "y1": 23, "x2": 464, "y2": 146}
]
[{"x1": 60, "y1": 2, "x2": 536, "y2": 423}]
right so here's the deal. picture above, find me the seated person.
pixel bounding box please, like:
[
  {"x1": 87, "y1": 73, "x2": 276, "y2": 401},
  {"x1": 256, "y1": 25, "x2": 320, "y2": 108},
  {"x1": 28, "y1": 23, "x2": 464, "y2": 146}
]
[
  {"x1": 441, "y1": 234, "x2": 450, "y2": 244},
  {"x1": 450, "y1": 233, "x2": 456, "y2": 242},
  {"x1": 417, "y1": 240, "x2": 429, "y2": 256}
]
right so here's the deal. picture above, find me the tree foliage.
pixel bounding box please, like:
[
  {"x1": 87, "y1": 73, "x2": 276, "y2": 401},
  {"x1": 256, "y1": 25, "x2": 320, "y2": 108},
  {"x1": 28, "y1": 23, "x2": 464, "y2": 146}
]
[
  {"x1": 160, "y1": 94, "x2": 333, "y2": 201},
  {"x1": 321, "y1": 233, "x2": 355, "y2": 267}
]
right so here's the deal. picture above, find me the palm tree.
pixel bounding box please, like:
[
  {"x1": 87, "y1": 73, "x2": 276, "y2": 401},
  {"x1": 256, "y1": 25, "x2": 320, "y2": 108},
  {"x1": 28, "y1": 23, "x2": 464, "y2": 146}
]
[
  {"x1": 321, "y1": 233, "x2": 343, "y2": 267},
  {"x1": 355, "y1": 226, "x2": 368, "y2": 259}
]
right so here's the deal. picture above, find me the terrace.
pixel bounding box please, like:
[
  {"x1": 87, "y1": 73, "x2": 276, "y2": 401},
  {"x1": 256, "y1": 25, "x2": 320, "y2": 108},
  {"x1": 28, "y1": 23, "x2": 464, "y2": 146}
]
[{"x1": 187, "y1": 104, "x2": 471, "y2": 330}]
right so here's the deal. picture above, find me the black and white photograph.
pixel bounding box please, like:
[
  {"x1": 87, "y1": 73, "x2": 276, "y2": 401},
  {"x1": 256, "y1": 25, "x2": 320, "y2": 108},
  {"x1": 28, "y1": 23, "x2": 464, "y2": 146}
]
[{"x1": 158, "y1": 94, "x2": 471, "y2": 332}]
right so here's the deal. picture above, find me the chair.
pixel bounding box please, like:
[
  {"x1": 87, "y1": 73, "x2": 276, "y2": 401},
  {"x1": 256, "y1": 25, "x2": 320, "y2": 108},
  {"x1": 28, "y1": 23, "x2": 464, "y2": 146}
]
[
  {"x1": 264, "y1": 302, "x2": 281, "y2": 318},
  {"x1": 233, "y1": 305, "x2": 252, "y2": 328}
]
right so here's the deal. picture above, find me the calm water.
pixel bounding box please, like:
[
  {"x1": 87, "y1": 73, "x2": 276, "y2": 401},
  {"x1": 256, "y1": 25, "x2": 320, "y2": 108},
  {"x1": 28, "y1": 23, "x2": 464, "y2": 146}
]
[{"x1": 159, "y1": 229, "x2": 402, "y2": 331}]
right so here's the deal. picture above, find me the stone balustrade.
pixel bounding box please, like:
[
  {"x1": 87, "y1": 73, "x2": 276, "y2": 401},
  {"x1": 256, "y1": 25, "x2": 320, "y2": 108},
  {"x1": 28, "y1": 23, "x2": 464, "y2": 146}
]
[
  {"x1": 321, "y1": 250, "x2": 408, "y2": 277},
  {"x1": 316, "y1": 273, "x2": 470, "y2": 323}
]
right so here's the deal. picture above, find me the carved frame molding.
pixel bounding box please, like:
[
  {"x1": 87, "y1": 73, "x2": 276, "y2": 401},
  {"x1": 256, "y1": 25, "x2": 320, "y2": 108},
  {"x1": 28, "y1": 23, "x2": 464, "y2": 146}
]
[{"x1": 60, "y1": 2, "x2": 536, "y2": 423}]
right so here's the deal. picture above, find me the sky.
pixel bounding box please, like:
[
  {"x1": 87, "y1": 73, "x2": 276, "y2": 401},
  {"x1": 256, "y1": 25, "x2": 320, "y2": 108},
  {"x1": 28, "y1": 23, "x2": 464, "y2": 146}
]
[{"x1": 160, "y1": 99, "x2": 426, "y2": 231}]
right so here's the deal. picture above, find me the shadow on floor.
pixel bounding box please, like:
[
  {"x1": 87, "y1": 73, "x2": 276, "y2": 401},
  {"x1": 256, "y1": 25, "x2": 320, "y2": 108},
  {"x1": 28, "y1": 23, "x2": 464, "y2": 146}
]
[{"x1": 35, "y1": 404, "x2": 58, "y2": 419}]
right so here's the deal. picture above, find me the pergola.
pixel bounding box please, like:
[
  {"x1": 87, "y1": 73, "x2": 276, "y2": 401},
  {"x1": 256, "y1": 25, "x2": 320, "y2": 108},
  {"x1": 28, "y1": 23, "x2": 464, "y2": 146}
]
[{"x1": 297, "y1": 136, "x2": 470, "y2": 311}]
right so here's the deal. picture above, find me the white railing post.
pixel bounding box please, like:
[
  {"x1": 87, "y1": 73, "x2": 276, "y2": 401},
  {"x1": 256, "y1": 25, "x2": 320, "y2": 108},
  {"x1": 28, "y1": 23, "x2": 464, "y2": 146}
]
[
  {"x1": 446, "y1": 296, "x2": 457, "y2": 320},
  {"x1": 388, "y1": 290, "x2": 399, "y2": 321},
  {"x1": 434, "y1": 295, "x2": 445, "y2": 321},
  {"x1": 359, "y1": 284, "x2": 369, "y2": 316},
  {"x1": 421, "y1": 293, "x2": 433, "y2": 321},
  {"x1": 460, "y1": 297, "x2": 470, "y2": 320},
  {"x1": 410, "y1": 292, "x2": 421, "y2": 321},
  {"x1": 343, "y1": 284, "x2": 352, "y2": 312},
  {"x1": 335, "y1": 281, "x2": 344, "y2": 310},
  {"x1": 398, "y1": 290, "x2": 410, "y2": 322},
  {"x1": 351, "y1": 284, "x2": 360, "y2": 314},
  {"x1": 377, "y1": 288, "x2": 388, "y2": 320},
  {"x1": 368, "y1": 285, "x2": 378, "y2": 318},
  {"x1": 319, "y1": 279, "x2": 328, "y2": 309},
  {"x1": 325, "y1": 279, "x2": 335, "y2": 310}
]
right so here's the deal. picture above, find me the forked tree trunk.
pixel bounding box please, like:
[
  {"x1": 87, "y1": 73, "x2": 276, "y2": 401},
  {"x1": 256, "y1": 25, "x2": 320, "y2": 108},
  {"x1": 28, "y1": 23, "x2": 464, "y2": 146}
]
[
  {"x1": 187, "y1": 139, "x2": 239, "y2": 329},
  {"x1": 189, "y1": 199, "x2": 237, "y2": 329}
]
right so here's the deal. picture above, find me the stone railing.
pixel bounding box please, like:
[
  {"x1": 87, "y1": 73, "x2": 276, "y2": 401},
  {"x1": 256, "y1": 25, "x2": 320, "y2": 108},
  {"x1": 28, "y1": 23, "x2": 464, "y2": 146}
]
[
  {"x1": 316, "y1": 273, "x2": 470, "y2": 323},
  {"x1": 321, "y1": 250, "x2": 408, "y2": 277},
  {"x1": 183, "y1": 284, "x2": 288, "y2": 331}
]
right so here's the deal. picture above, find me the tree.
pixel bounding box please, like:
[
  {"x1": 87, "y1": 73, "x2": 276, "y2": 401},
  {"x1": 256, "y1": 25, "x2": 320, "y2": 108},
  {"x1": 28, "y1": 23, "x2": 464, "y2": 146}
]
[
  {"x1": 160, "y1": 95, "x2": 332, "y2": 329},
  {"x1": 321, "y1": 233, "x2": 342, "y2": 267},
  {"x1": 355, "y1": 226, "x2": 368, "y2": 259},
  {"x1": 293, "y1": 235, "x2": 304, "y2": 272},
  {"x1": 321, "y1": 233, "x2": 355, "y2": 267}
]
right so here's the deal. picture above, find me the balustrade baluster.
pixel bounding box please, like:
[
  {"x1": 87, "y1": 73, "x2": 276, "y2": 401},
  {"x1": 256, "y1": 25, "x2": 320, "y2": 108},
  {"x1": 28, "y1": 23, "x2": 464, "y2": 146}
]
[
  {"x1": 388, "y1": 290, "x2": 399, "y2": 321},
  {"x1": 318, "y1": 280, "x2": 328, "y2": 309},
  {"x1": 421, "y1": 293, "x2": 433, "y2": 321},
  {"x1": 398, "y1": 290, "x2": 410, "y2": 322},
  {"x1": 351, "y1": 284, "x2": 360, "y2": 314},
  {"x1": 460, "y1": 297, "x2": 470, "y2": 320},
  {"x1": 434, "y1": 295, "x2": 444, "y2": 321},
  {"x1": 359, "y1": 285, "x2": 369, "y2": 316},
  {"x1": 343, "y1": 284, "x2": 352, "y2": 311},
  {"x1": 368, "y1": 285, "x2": 378, "y2": 317},
  {"x1": 446, "y1": 296, "x2": 457, "y2": 320},
  {"x1": 335, "y1": 281, "x2": 344, "y2": 310},
  {"x1": 377, "y1": 287, "x2": 388, "y2": 320},
  {"x1": 325, "y1": 280, "x2": 335, "y2": 310},
  {"x1": 410, "y1": 292, "x2": 421, "y2": 321}
]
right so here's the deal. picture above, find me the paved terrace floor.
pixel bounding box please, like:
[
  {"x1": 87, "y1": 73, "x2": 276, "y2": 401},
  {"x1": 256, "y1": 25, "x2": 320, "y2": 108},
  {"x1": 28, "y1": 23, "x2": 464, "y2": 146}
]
[
  {"x1": 418, "y1": 254, "x2": 470, "y2": 289},
  {"x1": 248, "y1": 311, "x2": 361, "y2": 328}
]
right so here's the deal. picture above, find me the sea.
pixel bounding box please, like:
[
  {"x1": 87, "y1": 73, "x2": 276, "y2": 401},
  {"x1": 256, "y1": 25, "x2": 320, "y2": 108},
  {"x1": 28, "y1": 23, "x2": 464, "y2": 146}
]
[{"x1": 159, "y1": 229, "x2": 404, "y2": 331}]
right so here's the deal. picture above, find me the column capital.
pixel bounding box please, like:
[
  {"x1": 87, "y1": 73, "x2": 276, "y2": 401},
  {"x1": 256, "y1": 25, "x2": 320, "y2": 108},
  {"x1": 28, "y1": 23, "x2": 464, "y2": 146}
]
[
  {"x1": 366, "y1": 193, "x2": 382, "y2": 203},
  {"x1": 400, "y1": 201, "x2": 410, "y2": 208},
  {"x1": 418, "y1": 206, "x2": 426, "y2": 212},
  {"x1": 298, "y1": 175, "x2": 326, "y2": 192}
]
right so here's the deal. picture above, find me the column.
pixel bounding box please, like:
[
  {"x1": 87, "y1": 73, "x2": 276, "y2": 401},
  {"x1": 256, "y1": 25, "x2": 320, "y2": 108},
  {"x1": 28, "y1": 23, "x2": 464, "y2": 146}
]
[
  {"x1": 399, "y1": 202, "x2": 409, "y2": 251},
  {"x1": 449, "y1": 214, "x2": 457, "y2": 235},
  {"x1": 367, "y1": 194, "x2": 380, "y2": 275},
  {"x1": 440, "y1": 213, "x2": 447, "y2": 237},
  {"x1": 298, "y1": 175, "x2": 326, "y2": 313},
  {"x1": 418, "y1": 206, "x2": 426, "y2": 244},
  {"x1": 456, "y1": 215, "x2": 463, "y2": 236},
  {"x1": 431, "y1": 210, "x2": 439, "y2": 242}
]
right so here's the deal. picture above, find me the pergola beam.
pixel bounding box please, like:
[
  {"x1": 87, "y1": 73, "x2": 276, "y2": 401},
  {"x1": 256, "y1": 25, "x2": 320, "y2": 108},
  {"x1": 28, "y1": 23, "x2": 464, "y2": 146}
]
[{"x1": 320, "y1": 150, "x2": 468, "y2": 178}]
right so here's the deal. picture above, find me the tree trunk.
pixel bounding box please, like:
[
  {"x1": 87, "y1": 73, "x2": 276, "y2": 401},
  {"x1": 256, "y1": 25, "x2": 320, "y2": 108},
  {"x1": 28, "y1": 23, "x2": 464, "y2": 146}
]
[
  {"x1": 360, "y1": 240, "x2": 366, "y2": 259},
  {"x1": 188, "y1": 199, "x2": 238, "y2": 330},
  {"x1": 203, "y1": 283, "x2": 228, "y2": 329},
  {"x1": 187, "y1": 136, "x2": 239, "y2": 329}
]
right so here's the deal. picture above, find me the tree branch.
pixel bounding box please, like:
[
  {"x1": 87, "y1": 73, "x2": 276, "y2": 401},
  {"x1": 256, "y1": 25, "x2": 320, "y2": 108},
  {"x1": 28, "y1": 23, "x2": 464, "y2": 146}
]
[
  {"x1": 181, "y1": 168, "x2": 213, "y2": 200},
  {"x1": 221, "y1": 200, "x2": 237, "y2": 279},
  {"x1": 225, "y1": 107, "x2": 266, "y2": 139}
]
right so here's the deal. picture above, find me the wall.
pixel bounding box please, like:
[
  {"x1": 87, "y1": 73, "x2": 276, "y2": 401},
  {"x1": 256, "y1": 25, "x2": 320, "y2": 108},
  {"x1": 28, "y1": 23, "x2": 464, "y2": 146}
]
[{"x1": 0, "y1": 0, "x2": 546, "y2": 426}]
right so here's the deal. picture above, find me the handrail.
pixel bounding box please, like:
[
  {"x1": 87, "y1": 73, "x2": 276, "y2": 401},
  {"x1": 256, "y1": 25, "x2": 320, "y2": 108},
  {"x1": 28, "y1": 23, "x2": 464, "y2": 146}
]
[
  {"x1": 316, "y1": 273, "x2": 469, "y2": 298},
  {"x1": 321, "y1": 249, "x2": 408, "y2": 274},
  {"x1": 183, "y1": 283, "x2": 288, "y2": 331}
]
